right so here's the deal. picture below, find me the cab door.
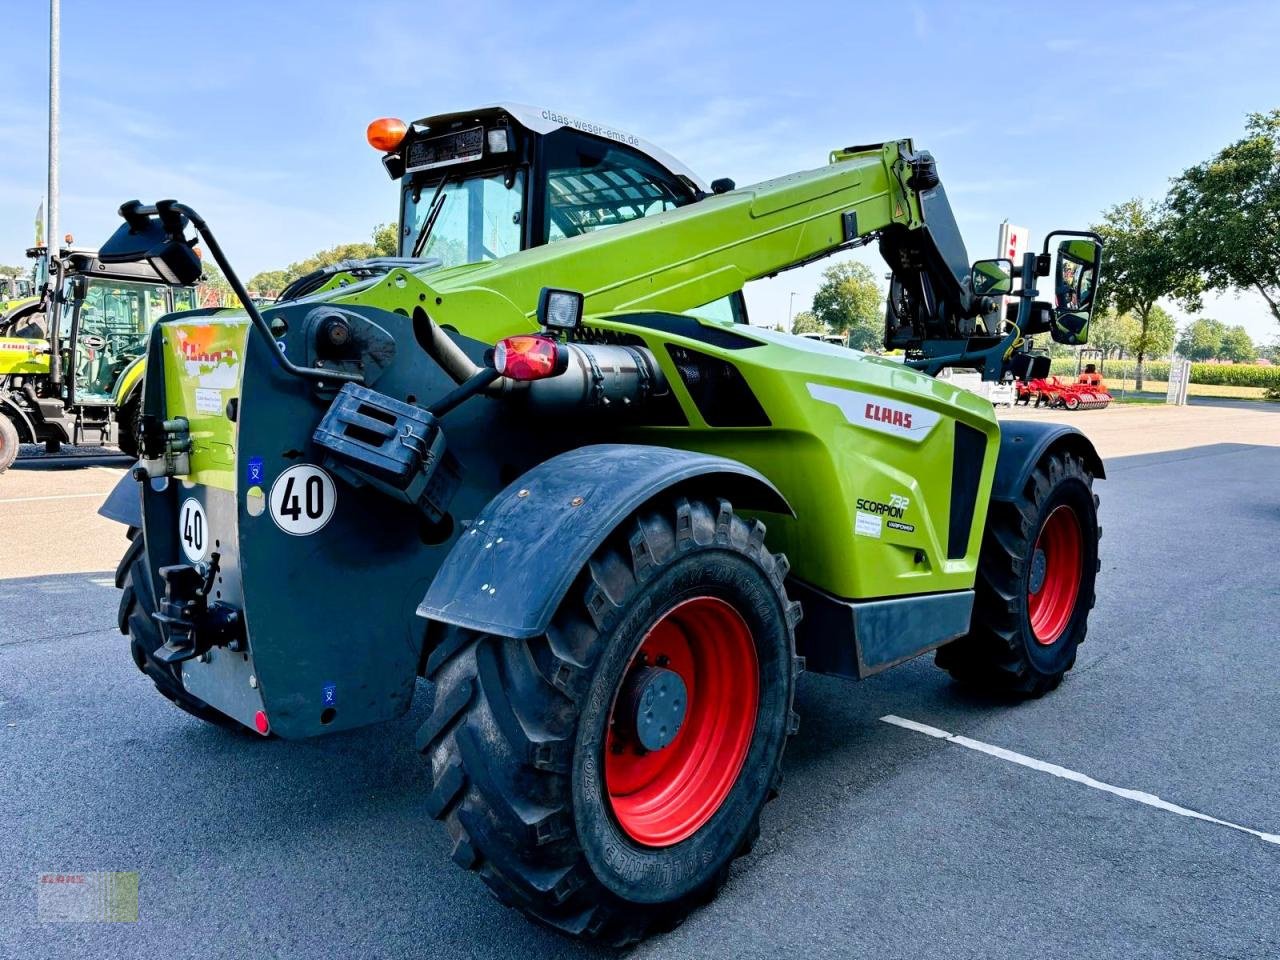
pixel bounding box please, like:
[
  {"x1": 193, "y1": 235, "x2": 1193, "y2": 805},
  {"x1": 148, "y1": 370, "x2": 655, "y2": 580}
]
[{"x1": 66, "y1": 281, "x2": 152, "y2": 406}]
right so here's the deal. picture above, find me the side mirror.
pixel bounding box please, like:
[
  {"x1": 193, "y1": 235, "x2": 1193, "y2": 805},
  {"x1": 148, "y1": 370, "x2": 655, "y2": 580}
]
[
  {"x1": 99, "y1": 200, "x2": 203, "y2": 286},
  {"x1": 970, "y1": 258, "x2": 1014, "y2": 296},
  {"x1": 1050, "y1": 236, "x2": 1102, "y2": 345}
]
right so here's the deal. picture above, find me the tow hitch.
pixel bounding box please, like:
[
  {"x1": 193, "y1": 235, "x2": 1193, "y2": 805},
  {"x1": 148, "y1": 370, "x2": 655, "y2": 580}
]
[{"x1": 151, "y1": 553, "x2": 246, "y2": 664}]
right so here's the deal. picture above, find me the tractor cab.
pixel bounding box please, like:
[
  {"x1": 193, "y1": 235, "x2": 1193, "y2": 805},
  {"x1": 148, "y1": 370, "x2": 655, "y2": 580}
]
[
  {"x1": 0, "y1": 246, "x2": 198, "y2": 456},
  {"x1": 54, "y1": 251, "x2": 199, "y2": 405},
  {"x1": 374, "y1": 104, "x2": 707, "y2": 264},
  {"x1": 0, "y1": 275, "x2": 35, "y2": 312}
]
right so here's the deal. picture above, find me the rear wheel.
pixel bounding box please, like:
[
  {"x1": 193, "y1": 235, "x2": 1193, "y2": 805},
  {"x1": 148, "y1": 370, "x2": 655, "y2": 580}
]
[
  {"x1": 1065, "y1": 394, "x2": 1081, "y2": 410},
  {"x1": 936, "y1": 451, "x2": 1099, "y2": 696},
  {"x1": 0, "y1": 415, "x2": 17, "y2": 473},
  {"x1": 116, "y1": 528, "x2": 240, "y2": 729},
  {"x1": 418, "y1": 496, "x2": 800, "y2": 944}
]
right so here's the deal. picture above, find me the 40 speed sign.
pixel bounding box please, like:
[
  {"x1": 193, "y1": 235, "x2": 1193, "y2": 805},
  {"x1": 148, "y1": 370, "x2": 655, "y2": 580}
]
[{"x1": 268, "y1": 464, "x2": 337, "y2": 536}]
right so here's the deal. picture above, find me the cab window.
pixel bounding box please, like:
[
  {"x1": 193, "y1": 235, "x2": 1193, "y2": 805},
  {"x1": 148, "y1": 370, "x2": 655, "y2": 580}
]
[
  {"x1": 688, "y1": 293, "x2": 749, "y2": 325},
  {"x1": 541, "y1": 134, "x2": 693, "y2": 242}
]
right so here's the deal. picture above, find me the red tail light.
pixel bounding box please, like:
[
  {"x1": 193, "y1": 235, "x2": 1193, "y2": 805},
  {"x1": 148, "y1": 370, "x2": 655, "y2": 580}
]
[
  {"x1": 254, "y1": 710, "x2": 270, "y2": 735},
  {"x1": 494, "y1": 335, "x2": 567, "y2": 381}
]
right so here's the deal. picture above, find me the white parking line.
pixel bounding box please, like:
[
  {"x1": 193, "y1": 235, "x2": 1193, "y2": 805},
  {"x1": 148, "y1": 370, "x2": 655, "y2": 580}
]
[
  {"x1": 0, "y1": 492, "x2": 107, "y2": 505},
  {"x1": 881, "y1": 715, "x2": 1280, "y2": 847}
]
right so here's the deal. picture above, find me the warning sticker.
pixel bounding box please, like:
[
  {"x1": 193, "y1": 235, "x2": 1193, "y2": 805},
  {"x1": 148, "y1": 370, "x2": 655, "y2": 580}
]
[
  {"x1": 855, "y1": 511, "x2": 882, "y2": 539},
  {"x1": 195, "y1": 387, "x2": 223, "y2": 414}
]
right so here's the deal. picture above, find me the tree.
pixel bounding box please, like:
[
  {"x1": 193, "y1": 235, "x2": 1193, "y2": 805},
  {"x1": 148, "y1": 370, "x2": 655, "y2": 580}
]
[
  {"x1": 1176, "y1": 317, "x2": 1225, "y2": 361},
  {"x1": 1092, "y1": 199, "x2": 1202, "y2": 388},
  {"x1": 1168, "y1": 110, "x2": 1280, "y2": 326},
  {"x1": 1088, "y1": 308, "x2": 1140, "y2": 359},
  {"x1": 247, "y1": 223, "x2": 398, "y2": 295},
  {"x1": 0, "y1": 264, "x2": 24, "y2": 280},
  {"x1": 1218, "y1": 325, "x2": 1256, "y2": 363},
  {"x1": 197, "y1": 260, "x2": 239, "y2": 308},
  {"x1": 1128, "y1": 303, "x2": 1176, "y2": 366},
  {"x1": 810, "y1": 260, "x2": 884, "y2": 351},
  {"x1": 790, "y1": 309, "x2": 823, "y2": 335},
  {"x1": 372, "y1": 222, "x2": 399, "y2": 256}
]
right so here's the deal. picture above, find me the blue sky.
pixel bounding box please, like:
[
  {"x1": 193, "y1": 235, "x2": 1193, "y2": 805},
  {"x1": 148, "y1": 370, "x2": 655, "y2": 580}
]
[{"x1": 2, "y1": 0, "x2": 1278, "y2": 343}]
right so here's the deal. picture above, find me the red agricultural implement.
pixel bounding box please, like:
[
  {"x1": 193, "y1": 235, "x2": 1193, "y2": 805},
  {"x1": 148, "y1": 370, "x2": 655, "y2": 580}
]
[{"x1": 1016, "y1": 371, "x2": 1112, "y2": 410}]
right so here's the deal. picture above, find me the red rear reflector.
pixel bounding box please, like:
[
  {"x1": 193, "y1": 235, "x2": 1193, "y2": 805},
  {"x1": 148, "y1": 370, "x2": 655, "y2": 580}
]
[
  {"x1": 254, "y1": 710, "x2": 270, "y2": 735},
  {"x1": 494, "y1": 335, "x2": 564, "y2": 381}
]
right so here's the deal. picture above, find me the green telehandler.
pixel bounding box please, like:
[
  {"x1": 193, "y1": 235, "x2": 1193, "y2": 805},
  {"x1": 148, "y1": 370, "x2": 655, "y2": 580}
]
[
  {"x1": 0, "y1": 245, "x2": 198, "y2": 470},
  {"x1": 96, "y1": 105, "x2": 1104, "y2": 943}
]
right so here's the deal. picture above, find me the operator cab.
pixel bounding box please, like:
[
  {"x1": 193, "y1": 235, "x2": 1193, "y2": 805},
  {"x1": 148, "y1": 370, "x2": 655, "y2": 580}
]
[{"x1": 371, "y1": 105, "x2": 746, "y2": 324}]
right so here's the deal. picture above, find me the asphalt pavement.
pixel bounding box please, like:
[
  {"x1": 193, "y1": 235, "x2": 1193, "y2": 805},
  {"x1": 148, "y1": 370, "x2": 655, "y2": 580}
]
[{"x1": 1, "y1": 404, "x2": 1278, "y2": 959}]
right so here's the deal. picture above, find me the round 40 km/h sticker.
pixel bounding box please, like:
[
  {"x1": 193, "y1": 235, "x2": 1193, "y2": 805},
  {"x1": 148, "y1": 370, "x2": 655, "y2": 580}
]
[
  {"x1": 268, "y1": 464, "x2": 337, "y2": 536},
  {"x1": 179, "y1": 498, "x2": 210, "y2": 563}
]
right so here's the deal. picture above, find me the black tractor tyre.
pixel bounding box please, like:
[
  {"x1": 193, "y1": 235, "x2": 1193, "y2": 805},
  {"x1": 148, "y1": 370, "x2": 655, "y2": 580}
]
[
  {"x1": 116, "y1": 389, "x2": 140, "y2": 459},
  {"x1": 418, "y1": 496, "x2": 801, "y2": 945},
  {"x1": 936, "y1": 450, "x2": 1100, "y2": 697},
  {"x1": 116, "y1": 528, "x2": 241, "y2": 730},
  {"x1": 0, "y1": 414, "x2": 18, "y2": 473}
]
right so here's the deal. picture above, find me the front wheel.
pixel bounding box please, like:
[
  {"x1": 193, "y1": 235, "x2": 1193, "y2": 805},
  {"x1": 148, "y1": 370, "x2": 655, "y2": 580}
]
[
  {"x1": 936, "y1": 450, "x2": 1100, "y2": 696},
  {"x1": 417, "y1": 496, "x2": 800, "y2": 944},
  {"x1": 116, "y1": 529, "x2": 241, "y2": 729}
]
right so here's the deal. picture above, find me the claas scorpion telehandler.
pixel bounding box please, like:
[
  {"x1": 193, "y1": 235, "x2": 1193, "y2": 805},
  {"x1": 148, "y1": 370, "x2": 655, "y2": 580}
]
[{"x1": 96, "y1": 105, "x2": 1104, "y2": 943}]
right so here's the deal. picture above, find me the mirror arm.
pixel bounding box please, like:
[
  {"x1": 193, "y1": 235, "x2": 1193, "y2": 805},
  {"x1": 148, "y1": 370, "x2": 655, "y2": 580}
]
[{"x1": 164, "y1": 201, "x2": 361, "y2": 386}]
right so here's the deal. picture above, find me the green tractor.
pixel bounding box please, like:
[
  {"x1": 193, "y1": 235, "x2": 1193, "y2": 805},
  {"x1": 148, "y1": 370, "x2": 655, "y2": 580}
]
[
  {"x1": 0, "y1": 273, "x2": 37, "y2": 314},
  {"x1": 97, "y1": 105, "x2": 1104, "y2": 943},
  {"x1": 0, "y1": 246, "x2": 197, "y2": 470}
]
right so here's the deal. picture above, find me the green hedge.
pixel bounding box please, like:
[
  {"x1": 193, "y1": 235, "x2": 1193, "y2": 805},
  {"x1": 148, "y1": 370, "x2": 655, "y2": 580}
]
[{"x1": 1048, "y1": 358, "x2": 1280, "y2": 388}]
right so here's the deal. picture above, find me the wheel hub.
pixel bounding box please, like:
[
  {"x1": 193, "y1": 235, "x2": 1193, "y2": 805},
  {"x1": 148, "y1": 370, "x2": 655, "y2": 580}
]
[
  {"x1": 604, "y1": 596, "x2": 759, "y2": 848},
  {"x1": 622, "y1": 666, "x2": 687, "y2": 752},
  {"x1": 1029, "y1": 548, "x2": 1048, "y2": 594},
  {"x1": 1027, "y1": 505, "x2": 1084, "y2": 645}
]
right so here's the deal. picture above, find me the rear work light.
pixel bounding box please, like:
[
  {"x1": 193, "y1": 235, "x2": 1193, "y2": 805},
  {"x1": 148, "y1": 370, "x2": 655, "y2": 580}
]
[{"x1": 493, "y1": 335, "x2": 569, "y2": 381}]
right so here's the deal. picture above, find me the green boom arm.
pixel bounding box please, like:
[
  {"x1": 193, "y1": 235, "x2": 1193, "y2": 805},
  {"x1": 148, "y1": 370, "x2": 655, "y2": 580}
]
[{"x1": 333, "y1": 139, "x2": 975, "y2": 346}]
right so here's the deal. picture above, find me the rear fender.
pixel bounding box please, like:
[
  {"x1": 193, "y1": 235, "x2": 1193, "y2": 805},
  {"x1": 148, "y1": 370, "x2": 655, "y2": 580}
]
[
  {"x1": 418, "y1": 444, "x2": 792, "y2": 639},
  {"x1": 991, "y1": 421, "x2": 1105, "y2": 502}
]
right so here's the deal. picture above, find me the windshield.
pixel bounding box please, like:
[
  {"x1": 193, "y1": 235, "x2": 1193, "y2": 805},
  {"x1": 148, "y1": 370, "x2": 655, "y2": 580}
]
[{"x1": 401, "y1": 171, "x2": 525, "y2": 266}]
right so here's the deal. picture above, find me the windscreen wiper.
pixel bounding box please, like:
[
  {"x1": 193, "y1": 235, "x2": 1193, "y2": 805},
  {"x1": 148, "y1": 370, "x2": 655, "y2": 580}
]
[{"x1": 411, "y1": 176, "x2": 452, "y2": 259}]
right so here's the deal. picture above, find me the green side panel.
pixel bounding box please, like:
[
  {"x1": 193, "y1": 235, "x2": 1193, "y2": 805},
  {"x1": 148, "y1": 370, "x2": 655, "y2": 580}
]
[
  {"x1": 159, "y1": 318, "x2": 249, "y2": 493},
  {"x1": 0, "y1": 337, "x2": 51, "y2": 375},
  {"x1": 593, "y1": 319, "x2": 1000, "y2": 599}
]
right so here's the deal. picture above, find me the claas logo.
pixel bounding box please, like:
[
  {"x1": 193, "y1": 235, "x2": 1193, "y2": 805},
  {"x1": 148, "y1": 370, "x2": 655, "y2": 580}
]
[
  {"x1": 864, "y1": 402, "x2": 913, "y2": 429},
  {"x1": 176, "y1": 326, "x2": 235, "y2": 364}
]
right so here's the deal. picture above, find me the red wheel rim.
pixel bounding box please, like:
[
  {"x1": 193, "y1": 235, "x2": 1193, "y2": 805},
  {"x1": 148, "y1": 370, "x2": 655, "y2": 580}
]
[
  {"x1": 605, "y1": 596, "x2": 758, "y2": 847},
  {"x1": 1027, "y1": 505, "x2": 1083, "y2": 645}
]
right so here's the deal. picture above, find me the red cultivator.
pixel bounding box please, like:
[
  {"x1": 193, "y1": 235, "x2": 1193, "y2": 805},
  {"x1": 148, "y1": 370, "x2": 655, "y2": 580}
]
[{"x1": 1016, "y1": 372, "x2": 1112, "y2": 410}]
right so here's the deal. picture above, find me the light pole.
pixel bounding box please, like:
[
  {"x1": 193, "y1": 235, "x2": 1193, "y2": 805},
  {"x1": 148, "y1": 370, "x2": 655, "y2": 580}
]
[
  {"x1": 47, "y1": 0, "x2": 59, "y2": 272},
  {"x1": 788, "y1": 292, "x2": 797, "y2": 333}
]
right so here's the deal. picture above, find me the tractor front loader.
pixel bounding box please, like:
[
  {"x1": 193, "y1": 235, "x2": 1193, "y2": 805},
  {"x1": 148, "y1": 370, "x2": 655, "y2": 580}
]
[{"x1": 96, "y1": 106, "x2": 1104, "y2": 943}]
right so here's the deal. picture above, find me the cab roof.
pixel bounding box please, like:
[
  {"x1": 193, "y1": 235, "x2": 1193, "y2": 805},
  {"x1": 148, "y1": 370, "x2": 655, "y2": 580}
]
[{"x1": 408, "y1": 102, "x2": 707, "y2": 192}]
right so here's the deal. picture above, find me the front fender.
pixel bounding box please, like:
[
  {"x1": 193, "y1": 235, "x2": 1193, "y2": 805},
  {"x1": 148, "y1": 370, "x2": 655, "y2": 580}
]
[
  {"x1": 112, "y1": 355, "x2": 146, "y2": 406},
  {"x1": 991, "y1": 420, "x2": 1105, "y2": 501},
  {"x1": 418, "y1": 444, "x2": 792, "y2": 639}
]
